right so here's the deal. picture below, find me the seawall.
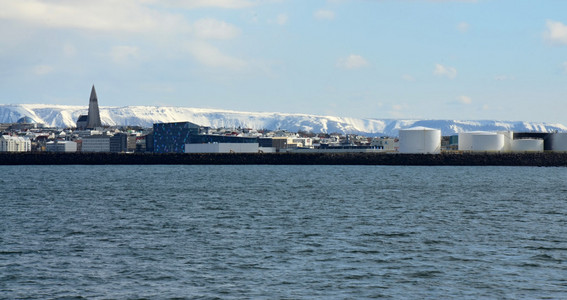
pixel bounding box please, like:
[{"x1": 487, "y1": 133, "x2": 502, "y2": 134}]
[{"x1": 1, "y1": 152, "x2": 566, "y2": 166}]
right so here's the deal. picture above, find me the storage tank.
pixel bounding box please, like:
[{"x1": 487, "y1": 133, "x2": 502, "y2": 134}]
[
  {"x1": 458, "y1": 131, "x2": 490, "y2": 151},
  {"x1": 511, "y1": 139, "x2": 544, "y2": 152},
  {"x1": 398, "y1": 127, "x2": 441, "y2": 154},
  {"x1": 549, "y1": 133, "x2": 567, "y2": 151},
  {"x1": 498, "y1": 131, "x2": 514, "y2": 152},
  {"x1": 470, "y1": 132, "x2": 505, "y2": 152}
]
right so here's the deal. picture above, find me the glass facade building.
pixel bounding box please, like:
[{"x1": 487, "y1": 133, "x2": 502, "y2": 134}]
[
  {"x1": 153, "y1": 122, "x2": 200, "y2": 153},
  {"x1": 153, "y1": 121, "x2": 259, "y2": 153}
]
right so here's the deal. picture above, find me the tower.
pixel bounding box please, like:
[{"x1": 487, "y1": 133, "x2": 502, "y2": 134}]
[{"x1": 86, "y1": 85, "x2": 102, "y2": 129}]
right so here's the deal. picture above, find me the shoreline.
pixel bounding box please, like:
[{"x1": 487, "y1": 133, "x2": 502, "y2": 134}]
[{"x1": 1, "y1": 152, "x2": 567, "y2": 166}]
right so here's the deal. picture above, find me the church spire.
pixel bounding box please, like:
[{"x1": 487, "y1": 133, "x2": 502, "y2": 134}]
[{"x1": 86, "y1": 85, "x2": 102, "y2": 129}]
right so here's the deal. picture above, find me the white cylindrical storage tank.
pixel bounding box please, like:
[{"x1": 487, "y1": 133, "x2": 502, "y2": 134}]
[
  {"x1": 470, "y1": 132, "x2": 505, "y2": 152},
  {"x1": 458, "y1": 131, "x2": 490, "y2": 151},
  {"x1": 511, "y1": 139, "x2": 544, "y2": 152},
  {"x1": 498, "y1": 131, "x2": 514, "y2": 152},
  {"x1": 550, "y1": 133, "x2": 567, "y2": 151},
  {"x1": 398, "y1": 127, "x2": 441, "y2": 154}
]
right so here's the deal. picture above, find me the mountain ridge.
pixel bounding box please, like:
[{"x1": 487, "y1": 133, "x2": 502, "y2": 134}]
[{"x1": 1, "y1": 104, "x2": 566, "y2": 136}]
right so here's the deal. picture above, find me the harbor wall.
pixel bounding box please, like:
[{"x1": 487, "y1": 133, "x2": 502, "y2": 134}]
[{"x1": 1, "y1": 152, "x2": 567, "y2": 166}]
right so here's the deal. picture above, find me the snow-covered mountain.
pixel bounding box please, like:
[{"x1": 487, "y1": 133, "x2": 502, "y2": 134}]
[{"x1": 1, "y1": 104, "x2": 566, "y2": 136}]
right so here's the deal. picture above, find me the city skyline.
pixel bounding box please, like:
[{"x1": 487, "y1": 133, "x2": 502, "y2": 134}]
[{"x1": 1, "y1": 0, "x2": 566, "y2": 123}]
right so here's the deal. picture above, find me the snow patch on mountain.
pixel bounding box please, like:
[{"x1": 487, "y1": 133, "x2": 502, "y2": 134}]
[{"x1": 1, "y1": 104, "x2": 566, "y2": 136}]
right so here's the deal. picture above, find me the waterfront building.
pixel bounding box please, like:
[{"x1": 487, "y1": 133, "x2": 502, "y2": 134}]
[
  {"x1": 46, "y1": 140, "x2": 77, "y2": 152},
  {"x1": 370, "y1": 137, "x2": 397, "y2": 151},
  {"x1": 0, "y1": 135, "x2": 31, "y2": 152},
  {"x1": 110, "y1": 133, "x2": 127, "y2": 153},
  {"x1": 153, "y1": 122, "x2": 200, "y2": 153},
  {"x1": 189, "y1": 134, "x2": 257, "y2": 144},
  {"x1": 185, "y1": 143, "x2": 264, "y2": 153},
  {"x1": 81, "y1": 135, "x2": 110, "y2": 152}
]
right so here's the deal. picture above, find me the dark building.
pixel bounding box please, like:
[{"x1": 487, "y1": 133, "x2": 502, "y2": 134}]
[
  {"x1": 145, "y1": 132, "x2": 154, "y2": 153},
  {"x1": 110, "y1": 133, "x2": 128, "y2": 153},
  {"x1": 152, "y1": 121, "x2": 259, "y2": 153},
  {"x1": 153, "y1": 122, "x2": 200, "y2": 153},
  {"x1": 189, "y1": 134, "x2": 257, "y2": 144},
  {"x1": 76, "y1": 115, "x2": 88, "y2": 129}
]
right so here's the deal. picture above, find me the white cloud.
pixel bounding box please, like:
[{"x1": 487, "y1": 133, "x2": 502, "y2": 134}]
[
  {"x1": 276, "y1": 13, "x2": 288, "y2": 25},
  {"x1": 427, "y1": 0, "x2": 477, "y2": 2},
  {"x1": 402, "y1": 74, "x2": 415, "y2": 82},
  {"x1": 193, "y1": 18, "x2": 241, "y2": 39},
  {"x1": 186, "y1": 41, "x2": 247, "y2": 69},
  {"x1": 33, "y1": 65, "x2": 53, "y2": 75},
  {"x1": 337, "y1": 54, "x2": 369, "y2": 69},
  {"x1": 458, "y1": 95, "x2": 472, "y2": 104},
  {"x1": 110, "y1": 46, "x2": 141, "y2": 64},
  {"x1": 314, "y1": 10, "x2": 335, "y2": 21},
  {"x1": 0, "y1": 0, "x2": 190, "y2": 33},
  {"x1": 434, "y1": 63, "x2": 457, "y2": 79},
  {"x1": 157, "y1": 0, "x2": 256, "y2": 9},
  {"x1": 543, "y1": 20, "x2": 567, "y2": 45},
  {"x1": 457, "y1": 22, "x2": 469, "y2": 33}
]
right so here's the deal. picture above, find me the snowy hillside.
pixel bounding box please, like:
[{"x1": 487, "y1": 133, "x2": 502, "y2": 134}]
[{"x1": 1, "y1": 104, "x2": 566, "y2": 136}]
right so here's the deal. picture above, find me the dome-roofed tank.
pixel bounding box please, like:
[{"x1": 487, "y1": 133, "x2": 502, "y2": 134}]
[{"x1": 398, "y1": 127, "x2": 441, "y2": 154}]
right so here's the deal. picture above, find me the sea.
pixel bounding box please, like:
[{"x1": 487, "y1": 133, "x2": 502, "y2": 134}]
[{"x1": 1, "y1": 165, "x2": 566, "y2": 299}]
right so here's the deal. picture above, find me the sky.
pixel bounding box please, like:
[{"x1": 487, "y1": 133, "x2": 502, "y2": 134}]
[{"x1": 1, "y1": 0, "x2": 566, "y2": 123}]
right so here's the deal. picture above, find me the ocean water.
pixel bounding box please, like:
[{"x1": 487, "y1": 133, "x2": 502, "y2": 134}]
[{"x1": 1, "y1": 165, "x2": 566, "y2": 299}]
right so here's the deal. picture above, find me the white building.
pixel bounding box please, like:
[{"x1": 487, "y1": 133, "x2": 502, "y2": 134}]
[
  {"x1": 81, "y1": 135, "x2": 111, "y2": 152},
  {"x1": 291, "y1": 138, "x2": 313, "y2": 148},
  {"x1": 370, "y1": 137, "x2": 397, "y2": 151},
  {"x1": 185, "y1": 143, "x2": 273, "y2": 153},
  {"x1": 46, "y1": 140, "x2": 77, "y2": 152},
  {"x1": 0, "y1": 135, "x2": 31, "y2": 152}
]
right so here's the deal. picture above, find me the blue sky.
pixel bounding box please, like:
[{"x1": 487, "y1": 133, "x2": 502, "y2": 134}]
[{"x1": 1, "y1": 0, "x2": 566, "y2": 123}]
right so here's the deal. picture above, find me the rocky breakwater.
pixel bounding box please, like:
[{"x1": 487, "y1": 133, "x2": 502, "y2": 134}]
[{"x1": 1, "y1": 152, "x2": 567, "y2": 166}]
